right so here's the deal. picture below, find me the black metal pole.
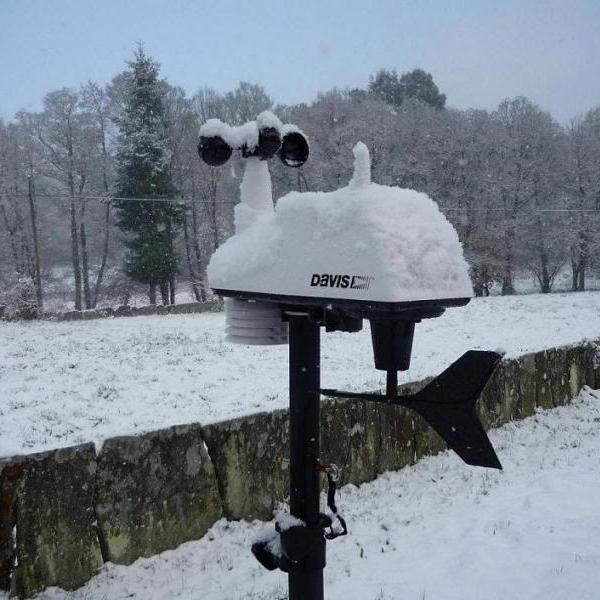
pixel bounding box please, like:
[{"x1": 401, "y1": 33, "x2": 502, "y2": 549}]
[
  {"x1": 386, "y1": 369, "x2": 398, "y2": 401},
  {"x1": 287, "y1": 312, "x2": 324, "y2": 600}
]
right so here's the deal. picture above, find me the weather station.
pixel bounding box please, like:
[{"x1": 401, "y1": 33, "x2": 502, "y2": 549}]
[{"x1": 198, "y1": 112, "x2": 503, "y2": 600}]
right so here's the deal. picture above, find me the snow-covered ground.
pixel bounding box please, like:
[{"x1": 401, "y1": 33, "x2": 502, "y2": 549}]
[
  {"x1": 15, "y1": 387, "x2": 600, "y2": 600},
  {"x1": 1, "y1": 291, "x2": 599, "y2": 458}
]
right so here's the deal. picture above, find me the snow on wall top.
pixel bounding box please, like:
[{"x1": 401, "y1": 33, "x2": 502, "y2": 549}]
[{"x1": 208, "y1": 143, "x2": 473, "y2": 303}]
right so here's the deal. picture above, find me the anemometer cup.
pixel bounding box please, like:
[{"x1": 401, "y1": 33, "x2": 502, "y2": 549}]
[
  {"x1": 198, "y1": 135, "x2": 232, "y2": 167},
  {"x1": 241, "y1": 126, "x2": 282, "y2": 159},
  {"x1": 198, "y1": 117, "x2": 309, "y2": 168},
  {"x1": 260, "y1": 126, "x2": 282, "y2": 159},
  {"x1": 279, "y1": 131, "x2": 309, "y2": 167},
  {"x1": 200, "y1": 127, "x2": 284, "y2": 164}
]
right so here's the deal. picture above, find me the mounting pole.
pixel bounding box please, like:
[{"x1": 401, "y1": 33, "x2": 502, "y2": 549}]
[{"x1": 287, "y1": 312, "x2": 324, "y2": 600}]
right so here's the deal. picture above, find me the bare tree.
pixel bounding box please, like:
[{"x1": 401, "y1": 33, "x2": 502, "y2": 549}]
[
  {"x1": 81, "y1": 81, "x2": 114, "y2": 307},
  {"x1": 19, "y1": 91, "x2": 89, "y2": 309},
  {"x1": 19, "y1": 87, "x2": 116, "y2": 310},
  {"x1": 5, "y1": 68, "x2": 600, "y2": 309},
  {"x1": 566, "y1": 108, "x2": 600, "y2": 290},
  {"x1": 27, "y1": 176, "x2": 43, "y2": 309},
  {"x1": 0, "y1": 119, "x2": 43, "y2": 307}
]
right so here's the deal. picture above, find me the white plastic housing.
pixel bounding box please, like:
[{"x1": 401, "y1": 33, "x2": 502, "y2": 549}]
[{"x1": 209, "y1": 143, "x2": 473, "y2": 304}]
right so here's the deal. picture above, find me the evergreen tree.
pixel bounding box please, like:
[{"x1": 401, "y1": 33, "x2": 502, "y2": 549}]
[
  {"x1": 368, "y1": 68, "x2": 446, "y2": 109},
  {"x1": 368, "y1": 69, "x2": 403, "y2": 106},
  {"x1": 114, "y1": 47, "x2": 183, "y2": 304},
  {"x1": 399, "y1": 69, "x2": 446, "y2": 109}
]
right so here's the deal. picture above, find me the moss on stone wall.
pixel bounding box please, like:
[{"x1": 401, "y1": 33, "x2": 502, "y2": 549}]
[{"x1": 95, "y1": 424, "x2": 222, "y2": 566}]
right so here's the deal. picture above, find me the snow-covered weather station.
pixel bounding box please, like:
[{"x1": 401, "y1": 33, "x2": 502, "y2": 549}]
[{"x1": 198, "y1": 111, "x2": 503, "y2": 600}]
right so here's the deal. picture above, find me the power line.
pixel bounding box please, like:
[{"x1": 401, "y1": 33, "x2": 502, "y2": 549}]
[
  {"x1": 3, "y1": 194, "x2": 237, "y2": 204},
  {"x1": 443, "y1": 208, "x2": 600, "y2": 213},
  {"x1": 2, "y1": 194, "x2": 600, "y2": 212}
]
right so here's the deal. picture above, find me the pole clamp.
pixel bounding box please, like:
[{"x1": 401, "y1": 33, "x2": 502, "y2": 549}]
[{"x1": 316, "y1": 463, "x2": 348, "y2": 540}]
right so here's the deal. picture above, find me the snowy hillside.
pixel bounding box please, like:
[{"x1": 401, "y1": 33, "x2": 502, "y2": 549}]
[
  {"x1": 21, "y1": 387, "x2": 600, "y2": 600},
  {"x1": 0, "y1": 291, "x2": 599, "y2": 458}
]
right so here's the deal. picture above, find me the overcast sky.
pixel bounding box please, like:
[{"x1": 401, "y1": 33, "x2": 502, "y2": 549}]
[{"x1": 1, "y1": 0, "x2": 599, "y2": 123}]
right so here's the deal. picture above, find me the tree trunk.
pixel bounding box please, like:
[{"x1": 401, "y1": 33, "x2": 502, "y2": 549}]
[
  {"x1": 163, "y1": 214, "x2": 177, "y2": 306},
  {"x1": 159, "y1": 281, "x2": 169, "y2": 305},
  {"x1": 539, "y1": 272, "x2": 551, "y2": 293},
  {"x1": 578, "y1": 264, "x2": 585, "y2": 291},
  {"x1": 69, "y1": 198, "x2": 83, "y2": 310},
  {"x1": 149, "y1": 282, "x2": 157, "y2": 305},
  {"x1": 576, "y1": 222, "x2": 587, "y2": 291},
  {"x1": 79, "y1": 199, "x2": 92, "y2": 309},
  {"x1": 471, "y1": 267, "x2": 484, "y2": 297},
  {"x1": 571, "y1": 255, "x2": 579, "y2": 291},
  {"x1": 501, "y1": 211, "x2": 517, "y2": 295},
  {"x1": 501, "y1": 251, "x2": 515, "y2": 295},
  {"x1": 92, "y1": 202, "x2": 111, "y2": 308},
  {"x1": 1, "y1": 201, "x2": 24, "y2": 275},
  {"x1": 11, "y1": 196, "x2": 33, "y2": 277},
  {"x1": 169, "y1": 275, "x2": 176, "y2": 305},
  {"x1": 183, "y1": 211, "x2": 202, "y2": 302},
  {"x1": 191, "y1": 195, "x2": 207, "y2": 302},
  {"x1": 92, "y1": 105, "x2": 112, "y2": 309},
  {"x1": 210, "y1": 171, "x2": 219, "y2": 252},
  {"x1": 27, "y1": 178, "x2": 43, "y2": 311},
  {"x1": 535, "y1": 214, "x2": 551, "y2": 294}
]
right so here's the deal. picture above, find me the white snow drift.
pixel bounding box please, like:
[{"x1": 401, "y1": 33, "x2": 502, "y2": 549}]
[
  {"x1": 0, "y1": 291, "x2": 599, "y2": 458},
  {"x1": 25, "y1": 388, "x2": 600, "y2": 600}
]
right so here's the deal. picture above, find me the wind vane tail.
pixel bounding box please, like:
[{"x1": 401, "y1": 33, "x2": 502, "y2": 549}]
[{"x1": 408, "y1": 351, "x2": 503, "y2": 469}]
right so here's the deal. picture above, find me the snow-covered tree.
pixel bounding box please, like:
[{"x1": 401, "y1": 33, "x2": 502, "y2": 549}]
[
  {"x1": 114, "y1": 47, "x2": 183, "y2": 305},
  {"x1": 80, "y1": 81, "x2": 114, "y2": 307},
  {"x1": 491, "y1": 97, "x2": 566, "y2": 293},
  {"x1": 0, "y1": 120, "x2": 38, "y2": 290},
  {"x1": 18, "y1": 88, "x2": 100, "y2": 309},
  {"x1": 3, "y1": 52, "x2": 600, "y2": 308},
  {"x1": 368, "y1": 68, "x2": 446, "y2": 109},
  {"x1": 565, "y1": 107, "x2": 600, "y2": 290}
]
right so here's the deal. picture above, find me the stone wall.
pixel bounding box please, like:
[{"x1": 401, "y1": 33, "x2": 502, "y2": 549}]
[
  {"x1": 0, "y1": 342, "x2": 598, "y2": 597},
  {"x1": 50, "y1": 300, "x2": 220, "y2": 322},
  {"x1": 0, "y1": 446, "x2": 103, "y2": 597},
  {"x1": 0, "y1": 301, "x2": 220, "y2": 324}
]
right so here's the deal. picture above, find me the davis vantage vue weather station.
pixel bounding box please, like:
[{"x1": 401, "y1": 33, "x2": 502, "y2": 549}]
[{"x1": 198, "y1": 112, "x2": 503, "y2": 600}]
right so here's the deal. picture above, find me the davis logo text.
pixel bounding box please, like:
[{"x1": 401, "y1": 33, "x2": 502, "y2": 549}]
[{"x1": 310, "y1": 274, "x2": 374, "y2": 290}]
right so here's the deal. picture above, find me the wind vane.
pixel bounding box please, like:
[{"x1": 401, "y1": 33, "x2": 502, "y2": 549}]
[{"x1": 198, "y1": 112, "x2": 501, "y2": 600}]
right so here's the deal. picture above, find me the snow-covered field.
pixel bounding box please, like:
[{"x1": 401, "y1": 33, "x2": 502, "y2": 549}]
[
  {"x1": 15, "y1": 387, "x2": 600, "y2": 600},
  {"x1": 1, "y1": 291, "x2": 599, "y2": 458}
]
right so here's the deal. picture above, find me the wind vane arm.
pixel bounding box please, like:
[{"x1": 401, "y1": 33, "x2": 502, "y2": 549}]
[{"x1": 322, "y1": 350, "x2": 503, "y2": 469}]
